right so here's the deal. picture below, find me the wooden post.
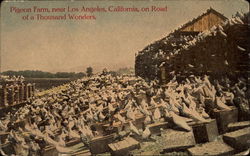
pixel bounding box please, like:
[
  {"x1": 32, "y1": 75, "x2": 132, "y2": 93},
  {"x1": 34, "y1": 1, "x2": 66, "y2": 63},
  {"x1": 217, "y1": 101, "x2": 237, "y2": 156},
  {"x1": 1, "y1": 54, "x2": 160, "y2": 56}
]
[
  {"x1": 108, "y1": 137, "x2": 140, "y2": 156},
  {"x1": 31, "y1": 83, "x2": 35, "y2": 97},
  {"x1": 89, "y1": 134, "x2": 116, "y2": 154},
  {"x1": 161, "y1": 129, "x2": 196, "y2": 153},
  {"x1": 19, "y1": 84, "x2": 24, "y2": 103},
  {"x1": 211, "y1": 106, "x2": 238, "y2": 134},
  {"x1": 160, "y1": 66, "x2": 166, "y2": 84},
  {"x1": 14, "y1": 85, "x2": 19, "y2": 105},
  {"x1": 223, "y1": 127, "x2": 250, "y2": 152},
  {"x1": 7, "y1": 85, "x2": 14, "y2": 106},
  {"x1": 24, "y1": 84, "x2": 29, "y2": 100},
  {"x1": 27, "y1": 84, "x2": 31, "y2": 98},
  {"x1": 189, "y1": 119, "x2": 219, "y2": 143},
  {"x1": 0, "y1": 87, "x2": 7, "y2": 107}
]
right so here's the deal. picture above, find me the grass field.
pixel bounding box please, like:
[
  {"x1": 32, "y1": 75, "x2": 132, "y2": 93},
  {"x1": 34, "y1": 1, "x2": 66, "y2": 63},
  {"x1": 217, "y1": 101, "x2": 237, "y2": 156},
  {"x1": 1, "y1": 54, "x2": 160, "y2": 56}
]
[{"x1": 25, "y1": 78, "x2": 75, "y2": 90}]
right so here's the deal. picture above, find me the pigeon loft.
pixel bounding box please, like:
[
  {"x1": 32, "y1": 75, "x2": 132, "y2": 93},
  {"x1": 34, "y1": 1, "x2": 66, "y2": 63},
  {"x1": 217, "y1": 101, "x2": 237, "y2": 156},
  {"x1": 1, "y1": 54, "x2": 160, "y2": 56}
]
[
  {"x1": 147, "y1": 121, "x2": 170, "y2": 135},
  {"x1": 187, "y1": 141, "x2": 235, "y2": 156},
  {"x1": 223, "y1": 127, "x2": 250, "y2": 152},
  {"x1": 189, "y1": 119, "x2": 219, "y2": 143},
  {"x1": 108, "y1": 137, "x2": 140, "y2": 156},
  {"x1": 68, "y1": 142, "x2": 91, "y2": 156},
  {"x1": 211, "y1": 106, "x2": 238, "y2": 134},
  {"x1": 227, "y1": 121, "x2": 250, "y2": 132},
  {"x1": 0, "y1": 87, "x2": 7, "y2": 107},
  {"x1": 161, "y1": 129, "x2": 196, "y2": 153},
  {"x1": 89, "y1": 134, "x2": 115, "y2": 154}
]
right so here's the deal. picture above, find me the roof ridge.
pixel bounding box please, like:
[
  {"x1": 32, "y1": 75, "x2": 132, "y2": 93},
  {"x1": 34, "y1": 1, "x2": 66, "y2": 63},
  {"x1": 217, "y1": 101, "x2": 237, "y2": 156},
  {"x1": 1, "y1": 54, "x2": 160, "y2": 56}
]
[
  {"x1": 179, "y1": 7, "x2": 228, "y2": 31},
  {"x1": 138, "y1": 8, "x2": 228, "y2": 53}
]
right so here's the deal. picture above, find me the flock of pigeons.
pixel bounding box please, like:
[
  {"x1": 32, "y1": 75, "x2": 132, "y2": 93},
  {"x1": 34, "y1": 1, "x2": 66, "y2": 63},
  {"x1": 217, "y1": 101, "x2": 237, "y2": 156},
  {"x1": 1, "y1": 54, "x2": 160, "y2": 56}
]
[{"x1": 0, "y1": 73, "x2": 248, "y2": 156}]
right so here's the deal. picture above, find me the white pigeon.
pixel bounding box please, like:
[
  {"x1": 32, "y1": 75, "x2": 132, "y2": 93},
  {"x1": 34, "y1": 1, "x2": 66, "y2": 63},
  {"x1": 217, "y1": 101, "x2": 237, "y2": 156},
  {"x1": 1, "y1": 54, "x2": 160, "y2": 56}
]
[
  {"x1": 182, "y1": 104, "x2": 207, "y2": 122},
  {"x1": 108, "y1": 103, "x2": 116, "y2": 112},
  {"x1": 215, "y1": 97, "x2": 232, "y2": 111},
  {"x1": 69, "y1": 129, "x2": 81, "y2": 139},
  {"x1": 170, "y1": 111, "x2": 192, "y2": 132},
  {"x1": 153, "y1": 108, "x2": 161, "y2": 122},
  {"x1": 117, "y1": 112, "x2": 126, "y2": 124},
  {"x1": 170, "y1": 99, "x2": 180, "y2": 114},
  {"x1": 141, "y1": 99, "x2": 149, "y2": 108},
  {"x1": 201, "y1": 108, "x2": 210, "y2": 119},
  {"x1": 0, "y1": 148, "x2": 7, "y2": 156},
  {"x1": 44, "y1": 133, "x2": 58, "y2": 145},
  {"x1": 55, "y1": 143, "x2": 74, "y2": 154},
  {"x1": 0, "y1": 120, "x2": 8, "y2": 131},
  {"x1": 45, "y1": 126, "x2": 55, "y2": 137},
  {"x1": 30, "y1": 141, "x2": 40, "y2": 152},
  {"x1": 58, "y1": 135, "x2": 66, "y2": 147},
  {"x1": 150, "y1": 98, "x2": 158, "y2": 107},
  {"x1": 144, "y1": 115, "x2": 152, "y2": 125},
  {"x1": 224, "y1": 60, "x2": 229, "y2": 66},
  {"x1": 142, "y1": 126, "x2": 151, "y2": 139},
  {"x1": 129, "y1": 121, "x2": 140, "y2": 135},
  {"x1": 237, "y1": 45, "x2": 246, "y2": 52},
  {"x1": 188, "y1": 64, "x2": 194, "y2": 68},
  {"x1": 126, "y1": 109, "x2": 136, "y2": 121},
  {"x1": 98, "y1": 111, "x2": 106, "y2": 121}
]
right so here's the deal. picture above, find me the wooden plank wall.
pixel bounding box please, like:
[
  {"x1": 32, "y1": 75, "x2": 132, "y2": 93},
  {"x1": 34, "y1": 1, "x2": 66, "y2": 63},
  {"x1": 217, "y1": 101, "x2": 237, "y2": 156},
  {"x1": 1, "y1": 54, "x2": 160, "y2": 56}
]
[{"x1": 180, "y1": 12, "x2": 225, "y2": 32}]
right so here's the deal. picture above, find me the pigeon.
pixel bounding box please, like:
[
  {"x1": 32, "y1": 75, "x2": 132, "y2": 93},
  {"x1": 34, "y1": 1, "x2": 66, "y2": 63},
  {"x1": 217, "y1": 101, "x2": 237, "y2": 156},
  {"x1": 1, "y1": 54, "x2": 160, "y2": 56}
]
[
  {"x1": 144, "y1": 115, "x2": 152, "y2": 125},
  {"x1": 108, "y1": 103, "x2": 116, "y2": 112},
  {"x1": 224, "y1": 60, "x2": 229, "y2": 66},
  {"x1": 153, "y1": 107, "x2": 161, "y2": 122},
  {"x1": 151, "y1": 98, "x2": 158, "y2": 107},
  {"x1": 117, "y1": 112, "x2": 126, "y2": 124},
  {"x1": 98, "y1": 111, "x2": 106, "y2": 121},
  {"x1": 170, "y1": 111, "x2": 192, "y2": 132},
  {"x1": 129, "y1": 121, "x2": 140, "y2": 136},
  {"x1": 182, "y1": 103, "x2": 207, "y2": 122},
  {"x1": 55, "y1": 144, "x2": 74, "y2": 154},
  {"x1": 0, "y1": 148, "x2": 7, "y2": 156},
  {"x1": 197, "y1": 106, "x2": 208, "y2": 118},
  {"x1": 0, "y1": 122, "x2": 8, "y2": 132},
  {"x1": 58, "y1": 134, "x2": 66, "y2": 147},
  {"x1": 237, "y1": 45, "x2": 246, "y2": 52},
  {"x1": 126, "y1": 109, "x2": 136, "y2": 121},
  {"x1": 30, "y1": 141, "x2": 41, "y2": 153},
  {"x1": 45, "y1": 126, "x2": 55, "y2": 137},
  {"x1": 188, "y1": 64, "x2": 194, "y2": 68},
  {"x1": 142, "y1": 126, "x2": 151, "y2": 139},
  {"x1": 44, "y1": 133, "x2": 58, "y2": 145},
  {"x1": 69, "y1": 129, "x2": 81, "y2": 139},
  {"x1": 215, "y1": 96, "x2": 232, "y2": 110}
]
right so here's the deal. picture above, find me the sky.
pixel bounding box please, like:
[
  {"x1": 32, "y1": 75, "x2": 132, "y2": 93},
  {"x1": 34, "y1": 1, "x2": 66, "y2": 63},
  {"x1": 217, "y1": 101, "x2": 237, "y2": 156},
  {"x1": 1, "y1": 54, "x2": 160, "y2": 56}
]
[{"x1": 0, "y1": 0, "x2": 248, "y2": 73}]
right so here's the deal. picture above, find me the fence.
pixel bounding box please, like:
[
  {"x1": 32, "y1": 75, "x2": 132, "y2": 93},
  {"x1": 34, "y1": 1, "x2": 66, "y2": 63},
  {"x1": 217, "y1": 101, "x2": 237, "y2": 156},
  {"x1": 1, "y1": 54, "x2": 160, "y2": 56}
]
[{"x1": 0, "y1": 82, "x2": 35, "y2": 108}]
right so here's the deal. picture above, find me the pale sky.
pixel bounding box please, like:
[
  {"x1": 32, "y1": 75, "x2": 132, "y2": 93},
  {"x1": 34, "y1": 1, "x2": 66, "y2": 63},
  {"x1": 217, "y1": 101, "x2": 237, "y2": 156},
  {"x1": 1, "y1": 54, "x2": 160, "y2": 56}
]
[{"x1": 0, "y1": 0, "x2": 248, "y2": 73}]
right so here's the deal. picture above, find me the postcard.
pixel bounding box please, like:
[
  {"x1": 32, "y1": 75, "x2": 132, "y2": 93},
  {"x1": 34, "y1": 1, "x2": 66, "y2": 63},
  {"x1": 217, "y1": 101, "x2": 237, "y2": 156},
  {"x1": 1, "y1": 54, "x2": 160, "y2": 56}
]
[{"x1": 0, "y1": 0, "x2": 249, "y2": 156}]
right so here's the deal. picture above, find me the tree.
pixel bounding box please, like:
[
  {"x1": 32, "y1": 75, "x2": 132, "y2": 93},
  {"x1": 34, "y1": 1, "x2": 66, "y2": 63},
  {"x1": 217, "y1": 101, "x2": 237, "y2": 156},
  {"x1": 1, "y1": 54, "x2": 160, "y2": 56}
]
[
  {"x1": 86, "y1": 67, "x2": 93, "y2": 77},
  {"x1": 1, "y1": 70, "x2": 86, "y2": 78}
]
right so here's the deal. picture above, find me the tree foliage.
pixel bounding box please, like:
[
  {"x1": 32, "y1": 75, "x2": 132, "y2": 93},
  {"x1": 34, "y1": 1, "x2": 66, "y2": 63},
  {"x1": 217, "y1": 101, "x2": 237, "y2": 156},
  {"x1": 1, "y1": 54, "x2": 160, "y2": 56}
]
[
  {"x1": 86, "y1": 67, "x2": 93, "y2": 77},
  {"x1": 1, "y1": 70, "x2": 86, "y2": 78}
]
